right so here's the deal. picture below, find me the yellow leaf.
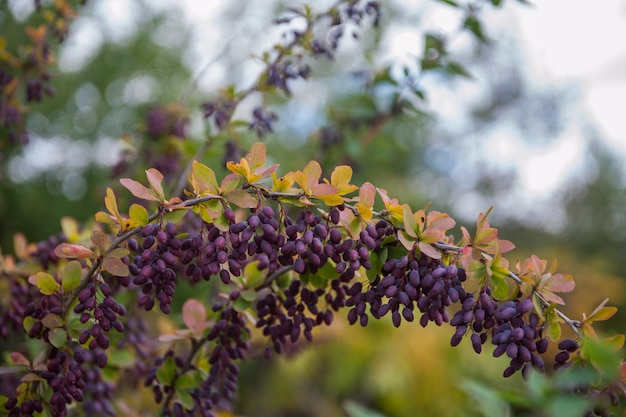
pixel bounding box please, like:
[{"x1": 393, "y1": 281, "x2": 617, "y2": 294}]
[{"x1": 329, "y1": 165, "x2": 358, "y2": 195}]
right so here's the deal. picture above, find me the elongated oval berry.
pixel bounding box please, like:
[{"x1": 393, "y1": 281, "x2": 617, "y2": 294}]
[
  {"x1": 380, "y1": 275, "x2": 395, "y2": 288},
  {"x1": 558, "y1": 338, "x2": 578, "y2": 352},
  {"x1": 536, "y1": 338, "x2": 549, "y2": 354},
  {"x1": 391, "y1": 311, "x2": 401, "y2": 328},
  {"x1": 471, "y1": 333, "x2": 482, "y2": 354},
  {"x1": 499, "y1": 307, "x2": 517, "y2": 321}
]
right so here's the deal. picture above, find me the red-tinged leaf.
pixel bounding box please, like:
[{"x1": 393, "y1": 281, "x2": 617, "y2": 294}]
[
  {"x1": 34, "y1": 272, "x2": 60, "y2": 295},
  {"x1": 358, "y1": 182, "x2": 376, "y2": 208},
  {"x1": 103, "y1": 256, "x2": 130, "y2": 277},
  {"x1": 298, "y1": 196, "x2": 315, "y2": 206},
  {"x1": 255, "y1": 164, "x2": 280, "y2": 181},
  {"x1": 539, "y1": 291, "x2": 565, "y2": 305},
  {"x1": 498, "y1": 239, "x2": 515, "y2": 253},
  {"x1": 418, "y1": 241, "x2": 441, "y2": 259},
  {"x1": 397, "y1": 231, "x2": 415, "y2": 251},
  {"x1": 311, "y1": 183, "x2": 338, "y2": 196},
  {"x1": 588, "y1": 306, "x2": 618, "y2": 323},
  {"x1": 146, "y1": 168, "x2": 165, "y2": 200},
  {"x1": 427, "y1": 212, "x2": 455, "y2": 232},
  {"x1": 543, "y1": 273, "x2": 575, "y2": 294},
  {"x1": 91, "y1": 231, "x2": 109, "y2": 255},
  {"x1": 459, "y1": 226, "x2": 471, "y2": 246},
  {"x1": 108, "y1": 248, "x2": 129, "y2": 258},
  {"x1": 402, "y1": 205, "x2": 418, "y2": 238},
  {"x1": 476, "y1": 206, "x2": 494, "y2": 231},
  {"x1": 20, "y1": 372, "x2": 42, "y2": 382},
  {"x1": 129, "y1": 204, "x2": 149, "y2": 226},
  {"x1": 248, "y1": 142, "x2": 266, "y2": 170},
  {"x1": 182, "y1": 299, "x2": 208, "y2": 337},
  {"x1": 224, "y1": 189, "x2": 258, "y2": 208},
  {"x1": 299, "y1": 160, "x2": 322, "y2": 192},
  {"x1": 54, "y1": 243, "x2": 96, "y2": 259},
  {"x1": 191, "y1": 161, "x2": 219, "y2": 194},
  {"x1": 13, "y1": 233, "x2": 28, "y2": 260},
  {"x1": 120, "y1": 178, "x2": 160, "y2": 202},
  {"x1": 41, "y1": 313, "x2": 63, "y2": 329},
  {"x1": 158, "y1": 333, "x2": 188, "y2": 342},
  {"x1": 11, "y1": 352, "x2": 30, "y2": 367},
  {"x1": 221, "y1": 174, "x2": 241, "y2": 194},
  {"x1": 420, "y1": 228, "x2": 445, "y2": 244}
]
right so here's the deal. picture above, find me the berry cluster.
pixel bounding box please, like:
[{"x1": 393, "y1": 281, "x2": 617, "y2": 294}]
[
  {"x1": 346, "y1": 253, "x2": 467, "y2": 329},
  {"x1": 490, "y1": 299, "x2": 548, "y2": 377},
  {"x1": 40, "y1": 349, "x2": 87, "y2": 416},
  {"x1": 129, "y1": 223, "x2": 182, "y2": 313},
  {"x1": 256, "y1": 281, "x2": 332, "y2": 357},
  {"x1": 75, "y1": 282, "x2": 126, "y2": 350}
]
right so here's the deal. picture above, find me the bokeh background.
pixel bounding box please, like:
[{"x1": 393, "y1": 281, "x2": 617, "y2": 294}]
[{"x1": 1, "y1": 1, "x2": 625, "y2": 416}]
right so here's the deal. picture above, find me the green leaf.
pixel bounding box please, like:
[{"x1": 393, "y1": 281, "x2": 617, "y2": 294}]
[
  {"x1": 367, "y1": 248, "x2": 387, "y2": 283},
  {"x1": 243, "y1": 261, "x2": 265, "y2": 289},
  {"x1": 175, "y1": 373, "x2": 197, "y2": 390},
  {"x1": 464, "y1": 16, "x2": 488, "y2": 43},
  {"x1": 240, "y1": 289, "x2": 258, "y2": 302},
  {"x1": 34, "y1": 272, "x2": 61, "y2": 295},
  {"x1": 163, "y1": 209, "x2": 187, "y2": 224},
  {"x1": 22, "y1": 316, "x2": 36, "y2": 333},
  {"x1": 489, "y1": 274, "x2": 509, "y2": 301},
  {"x1": 176, "y1": 388, "x2": 194, "y2": 410},
  {"x1": 233, "y1": 297, "x2": 251, "y2": 312},
  {"x1": 435, "y1": 0, "x2": 459, "y2": 6},
  {"x1": 107, "y1": 350, "x2": 136, "y2": 368},
  {"x1": 156, "y1": 357, "x2": 176, "y2": 385},
  {"x1": 129, "y1": 203, "x2": 149, "y2": 226},
  {"x1": 581, "y1": 337, "x2": 622, "y2": 379},
  {"x1": 546, "y1": 395, "x2": 590, "y2": 417},
  {"x1": 48, "y1": 328, "x2": 68, "y2": 348},
  {"x1": 459, "y1": 380, "x2": 510, "y2": 417},
  {"x1": 546, "y1": 316, "x2": 561, "y2": 341},
  {"x1": 62, "y1": 261, "x2": 82, "y2": 292},
  {"x1": 191, "y1": 161, "x2": 219, "y2": 194},
  {"x1": 445, "y1": 61, "x2": 472, "y2": 78}
]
